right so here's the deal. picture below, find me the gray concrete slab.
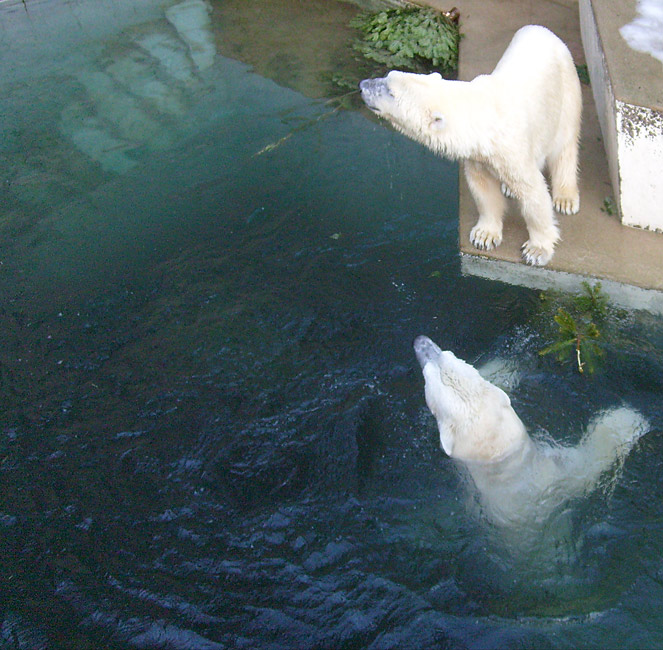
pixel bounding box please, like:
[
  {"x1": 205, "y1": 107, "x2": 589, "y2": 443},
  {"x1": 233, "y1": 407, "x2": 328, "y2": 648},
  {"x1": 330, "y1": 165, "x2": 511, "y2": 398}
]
[{"x1": 421, "y1": 0, "x2": 663, "y2": 303}]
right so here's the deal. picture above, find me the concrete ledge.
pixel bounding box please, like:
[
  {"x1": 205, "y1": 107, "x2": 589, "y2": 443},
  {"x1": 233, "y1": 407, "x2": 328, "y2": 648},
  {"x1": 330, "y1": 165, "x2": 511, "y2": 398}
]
[{"x1": 461, "y1": 254, "x2": 663, "y2": 315}]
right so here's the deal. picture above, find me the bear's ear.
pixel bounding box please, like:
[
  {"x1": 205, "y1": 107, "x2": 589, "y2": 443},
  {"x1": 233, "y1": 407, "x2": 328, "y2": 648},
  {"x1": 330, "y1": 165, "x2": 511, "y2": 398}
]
[
  {"x1": 429, "y1": 72, "x2": 442, "y2": 80},
  {"x1": 430, "y1": 112, "x2": 446, "y2": 131},
  {"x1": 439, "y1": 424, "x2": 454, "y2": 456}
]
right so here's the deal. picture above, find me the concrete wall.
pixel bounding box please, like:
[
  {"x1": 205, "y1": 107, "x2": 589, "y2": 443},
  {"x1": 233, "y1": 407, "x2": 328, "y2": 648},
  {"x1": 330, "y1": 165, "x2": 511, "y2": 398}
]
[
  {"x1": 616, "y1": 100, "x2": 663, "y2": 231},
  {"x1": 580, "y1": 0, "x2": 663, "y2": 232}
]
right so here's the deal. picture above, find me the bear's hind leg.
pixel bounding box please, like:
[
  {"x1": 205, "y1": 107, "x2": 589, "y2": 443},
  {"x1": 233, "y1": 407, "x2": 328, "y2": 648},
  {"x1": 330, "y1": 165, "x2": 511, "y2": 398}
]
[
  {"x1": 549, "y1": 140, "x2": 580, "y2": 215},
  {"x1": 465, "y1": 161, "x2": 506, "y2": 251},
  {"x1": 572, "y1": 407, "x2": 649, "y2": 491}
]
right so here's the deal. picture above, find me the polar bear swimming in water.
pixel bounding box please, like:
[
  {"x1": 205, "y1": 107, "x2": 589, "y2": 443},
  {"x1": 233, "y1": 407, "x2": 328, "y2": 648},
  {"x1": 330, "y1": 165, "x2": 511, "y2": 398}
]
[
  {"x1": 413, "y1": 335, "x2": 649, "y2": 529},
  {"x1": 360, "y1": 25, "x2": 582, "y2": 266}
]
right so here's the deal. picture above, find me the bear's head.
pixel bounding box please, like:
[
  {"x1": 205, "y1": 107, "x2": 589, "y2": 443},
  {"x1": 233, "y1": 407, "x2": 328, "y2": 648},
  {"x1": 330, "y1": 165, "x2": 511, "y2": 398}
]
[
  {"x1": 414, "y1": 335, "x2": 529, "y2": 463},
  {"x1": 360, "y1": 71, "x2": 452, "y2": 152}
]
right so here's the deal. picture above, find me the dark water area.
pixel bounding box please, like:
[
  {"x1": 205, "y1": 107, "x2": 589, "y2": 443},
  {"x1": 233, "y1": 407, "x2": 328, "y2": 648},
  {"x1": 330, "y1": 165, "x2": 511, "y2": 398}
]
[{"x1": 2, "y1": 1, "x2": 663, "y2": 648}]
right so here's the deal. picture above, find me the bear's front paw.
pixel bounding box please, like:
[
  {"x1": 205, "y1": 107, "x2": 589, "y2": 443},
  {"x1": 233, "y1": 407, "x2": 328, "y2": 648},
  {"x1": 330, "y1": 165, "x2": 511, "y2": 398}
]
[
  {"x1": 470, "y1": 225, "x2": 503, "y2": 251},
  {"x1": 521, "y1": 240, "x2": 554, "y2": 266},
  {"x1": 553, "y1": 193, "x2": 580, "y2": 215}
]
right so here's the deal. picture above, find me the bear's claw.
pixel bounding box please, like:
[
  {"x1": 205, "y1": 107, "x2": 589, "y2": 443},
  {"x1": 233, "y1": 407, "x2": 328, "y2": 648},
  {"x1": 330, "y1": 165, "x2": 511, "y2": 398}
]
[
  {"x1": 501, "y1": 183, "x2": 515, "y2": 199},
  {"x1": 553, "y1": 195, "x2": 580, "y2": 215},
  {"x1": 470, "y1": 225, "x2": 503, "y2": 251},
  {"x1": 521, "y1": 240, "x2": 554, "y2": 266}
]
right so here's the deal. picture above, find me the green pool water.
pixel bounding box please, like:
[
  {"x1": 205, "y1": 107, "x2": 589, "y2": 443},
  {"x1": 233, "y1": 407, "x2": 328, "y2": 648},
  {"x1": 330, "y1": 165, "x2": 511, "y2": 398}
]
[{"x1": 1, "y1": 1, "x2": 663, "y2": 648}]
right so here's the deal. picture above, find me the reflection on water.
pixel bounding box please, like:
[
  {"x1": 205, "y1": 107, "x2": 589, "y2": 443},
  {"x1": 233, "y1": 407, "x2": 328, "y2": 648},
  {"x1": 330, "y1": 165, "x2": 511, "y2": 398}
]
[{"x1": 1, "y1": 1, "x2": 663, "y2": 648}]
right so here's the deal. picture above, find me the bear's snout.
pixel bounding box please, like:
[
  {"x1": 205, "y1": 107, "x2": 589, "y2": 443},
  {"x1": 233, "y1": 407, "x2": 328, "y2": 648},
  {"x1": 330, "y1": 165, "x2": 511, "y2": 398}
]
[
  {"x1": 414, "y1": 335, "x2": 442, "y2": 368},
  {"x1": 359, "y1": 77, "x2": 392, "y2": 112}
]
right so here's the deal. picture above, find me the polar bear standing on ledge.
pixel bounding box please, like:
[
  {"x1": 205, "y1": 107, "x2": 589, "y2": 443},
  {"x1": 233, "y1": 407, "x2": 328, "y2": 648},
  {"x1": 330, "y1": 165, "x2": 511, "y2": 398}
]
[
  {"x1": 413, "y1": 335, "x2": 649, "y2": 529},
  {"x1": 360, "y1": 25, "x2": 582, "y2": 266}
]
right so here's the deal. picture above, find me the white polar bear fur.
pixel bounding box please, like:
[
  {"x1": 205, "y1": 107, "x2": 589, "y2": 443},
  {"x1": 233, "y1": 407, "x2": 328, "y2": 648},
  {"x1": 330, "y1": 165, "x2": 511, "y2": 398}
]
[
  {"x1": 413, "y1": 335, "x2": 649, "y2": 529},
  {"x1": 360, "y1": 25, "x2": 582, "y2": 266}
]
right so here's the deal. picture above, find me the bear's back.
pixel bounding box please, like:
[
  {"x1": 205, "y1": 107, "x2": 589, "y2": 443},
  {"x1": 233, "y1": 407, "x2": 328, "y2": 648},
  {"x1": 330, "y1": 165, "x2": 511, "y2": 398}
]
[{"x1": 491, "y1": 25, "x2": 575, "y2": 84}]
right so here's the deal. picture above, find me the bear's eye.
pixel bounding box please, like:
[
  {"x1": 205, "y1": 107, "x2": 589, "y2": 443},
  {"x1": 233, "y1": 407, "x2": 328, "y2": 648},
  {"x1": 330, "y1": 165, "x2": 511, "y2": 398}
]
[{"x1": 431, "y1": 112, "x2": 445, "y2": 129}]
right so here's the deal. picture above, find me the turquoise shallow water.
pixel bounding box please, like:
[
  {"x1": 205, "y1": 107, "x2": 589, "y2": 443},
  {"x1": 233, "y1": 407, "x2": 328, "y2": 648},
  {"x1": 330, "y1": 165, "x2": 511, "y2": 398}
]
[{"x1": 2, "y1": 1, "x2": 663, "y2": 648}]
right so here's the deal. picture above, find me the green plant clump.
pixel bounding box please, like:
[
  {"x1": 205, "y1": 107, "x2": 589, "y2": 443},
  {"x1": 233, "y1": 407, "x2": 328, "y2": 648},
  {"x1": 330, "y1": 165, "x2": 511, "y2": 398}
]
[
  {"x1": 351, "y1": 7, "x2": 460, "y2": 74},
  {"x1": 575, "y1": 63, "x2": 590, "y2": 85},
  {"x1": 539, "y1": 282, "x2": 608, "y2": 375},
  {"x1": 601, "y1": 196, "x2": 617, "y2": 216}
]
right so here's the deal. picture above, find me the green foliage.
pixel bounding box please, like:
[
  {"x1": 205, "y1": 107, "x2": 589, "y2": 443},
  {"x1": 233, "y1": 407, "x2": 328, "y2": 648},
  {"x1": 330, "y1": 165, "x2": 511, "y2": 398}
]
[
  {"x1": 573, "y1": 280, "x2": 608, "y2": 317},
  {"x1": 539, "y1": 282, "x2": 608, "y2": 375},
  {"x1": 575, "y1": 63, "x2": 590, "y2": 85},
  {"x1": 350, "y1": 7, "x2": 460, "y2": 74},
  {"x1": 601, "y1": 196, "x2": 616, "y2": 216}
]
